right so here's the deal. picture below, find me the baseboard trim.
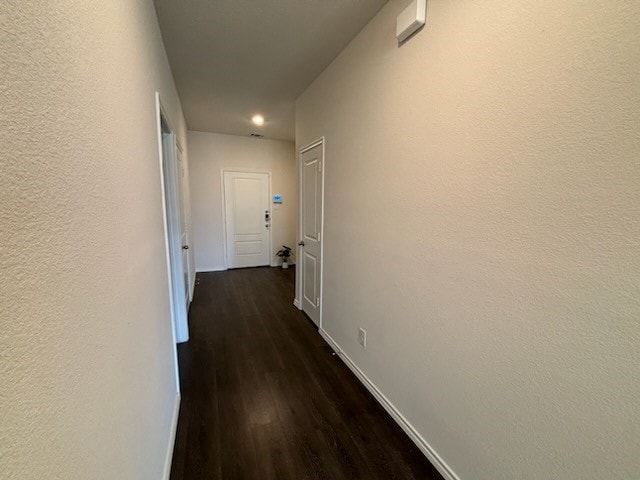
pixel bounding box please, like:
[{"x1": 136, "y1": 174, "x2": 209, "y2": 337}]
[
  {"x1": 318, "y1": 329, "x2": 460, "y2": 480},
  {"x1": 293, "y1": 298, "x2": 301, "y2": 309},
  {"x1": 195, "y1": 266, "x2": 227, "y2": 273},
  {"x1": 162, "y1": 393, "x2": 181, "y2": 480}
]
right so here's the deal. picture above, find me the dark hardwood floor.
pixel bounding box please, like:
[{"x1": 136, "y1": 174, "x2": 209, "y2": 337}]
[{"x1": 170, "y1": 266, "x2": 443, "y2": 480}]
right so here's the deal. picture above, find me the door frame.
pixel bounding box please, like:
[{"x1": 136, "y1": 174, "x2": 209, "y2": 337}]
[
  {"x1": 294, "y1": 137, "x2": 325, "y2": 330},
  {"x1": 220, "y1": 168, "x2": 273, "y2": 270},
  {"x1": 155, "y1": 93, "x2": 189, "y2": 394}
]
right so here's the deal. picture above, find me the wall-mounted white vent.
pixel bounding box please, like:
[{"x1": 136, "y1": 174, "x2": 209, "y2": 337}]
[{"x1": 396, "y1": 0, "x2": 426, "y2": 43}]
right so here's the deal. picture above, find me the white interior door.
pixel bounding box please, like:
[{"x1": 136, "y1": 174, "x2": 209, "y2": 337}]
[
  {"x1": 176, "y1": 147, "x2": 190, "y2": 307},
  {"x1": 159, "y1": 123, "x2": 188, "y2": 344},
  {"x1": 300, "y1": 142, "x2": 323, "y2": 326},
  {"x1": 223, "y1": 171, "x2": 271, "y2": 269}
]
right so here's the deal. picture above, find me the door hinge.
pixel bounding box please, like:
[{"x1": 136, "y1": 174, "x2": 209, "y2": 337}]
[
  {"x1": 318, "y1": 161, "x2": 322, "y2": 172},
  {"x1": 316, "y1": 297, "x2": 320, "y2": 307}
]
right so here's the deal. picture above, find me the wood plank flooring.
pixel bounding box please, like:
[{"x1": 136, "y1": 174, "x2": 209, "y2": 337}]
[{"x1": 170, "y1": 266, "x2": 443, "y2": 480}]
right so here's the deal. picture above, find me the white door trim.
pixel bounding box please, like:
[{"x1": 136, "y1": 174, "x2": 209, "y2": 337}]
[
  {"x1": 155, "y1": 92, "x2": 187, "y2": 394},
  {"x1": 295, "y1": 137, "x2": 325, "y2": 330},
  {"x1": 221, "y1": 168, "x2": 273, "y2": 270}
]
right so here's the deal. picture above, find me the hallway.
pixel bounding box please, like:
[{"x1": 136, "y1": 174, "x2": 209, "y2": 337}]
[{"x1": 170, "y1": 267, "x2": 442, "y2": 480}]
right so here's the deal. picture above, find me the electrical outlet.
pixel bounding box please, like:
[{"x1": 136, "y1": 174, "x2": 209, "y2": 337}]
[{"x1": 358, "y1": 328, "x2": 367, "y2": 347}]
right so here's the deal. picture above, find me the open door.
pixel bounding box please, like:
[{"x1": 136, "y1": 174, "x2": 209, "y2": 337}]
[
  {"x1": 176, "y1": 146, "x2": 191, "y2": 307},
  {"x1": 298, "y1": 140, "x2": 324, "y2": 327},
  {"x1": 157, "y1": 95, "x2": 189, "y2": 345}
]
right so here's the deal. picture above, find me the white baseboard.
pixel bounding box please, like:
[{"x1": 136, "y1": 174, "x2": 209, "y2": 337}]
[
  {"x1": 318, "y1": 329, "x2": 460, "y2": 480},
  {"x1": 198, "y1": 264, "x2": 295, "y2": 271},
  {"x1": 162, "y1": 393, "x2": 181, "y2": 480},
  {"x1": 293, "y1": 298, "x2": 301, "y2": 309},
  {"x1": 195, "y1": 266, "x2": 227, "y2": 272}
]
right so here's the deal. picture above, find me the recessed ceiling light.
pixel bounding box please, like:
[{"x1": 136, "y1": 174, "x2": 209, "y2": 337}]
[{"x1": 251, "y1": 114, "x2": 264, "y2": 126}]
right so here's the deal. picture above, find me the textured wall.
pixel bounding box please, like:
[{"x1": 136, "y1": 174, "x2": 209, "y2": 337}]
[
  {"x1": 1, "y1": 1, "x2": 188, "y2": 478},
  {"x1": 296, "y1": 1, "x2": 640, "y2": 479},
  {"x1": 188, "y1": 131, "x2": 297, "y2": 271}
]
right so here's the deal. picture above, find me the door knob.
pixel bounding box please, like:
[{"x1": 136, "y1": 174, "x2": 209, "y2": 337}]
[
  {"x1": 182, "y1": 245, "x2": 189, "y2": 250},
  {"x1": 298, "y1": 241, "x2": 305, "y2": 246}
]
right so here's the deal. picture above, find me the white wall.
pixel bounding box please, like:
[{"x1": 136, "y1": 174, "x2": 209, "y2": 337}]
[
  {"x1": 296, "y1": 1, "x2": 640, "y2": 480},
  {"x1": 1, "y1": 1, "x2": 188, "y2": 479},
  {"x1": 189, "y1": 131, "x2": 297, "y2": 271}
]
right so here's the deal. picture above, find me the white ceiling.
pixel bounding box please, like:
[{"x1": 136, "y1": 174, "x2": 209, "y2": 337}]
[{"x1": 153, "y1": 0, "x2": 387, "y2": 141}]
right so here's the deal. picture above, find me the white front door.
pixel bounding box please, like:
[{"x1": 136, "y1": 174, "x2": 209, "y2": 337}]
[
  {"x1": 223, "y1": 171, "x2": 271, "y2": 269},
  {"x1": 300, "y1": 142, "x2": 323, "y2": 326}
]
